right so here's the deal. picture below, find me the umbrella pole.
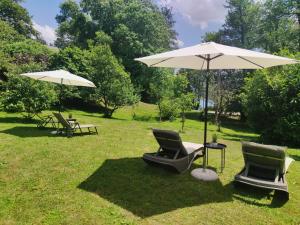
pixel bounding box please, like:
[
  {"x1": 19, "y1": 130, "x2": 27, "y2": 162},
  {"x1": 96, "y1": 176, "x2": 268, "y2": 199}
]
[
  {"x1": 203, "y1": 70, "x2": 209, "y2": 169},
  {"x1": 59, "y1": 78, "x2": 63, "y2": 113},
  {"x1": 191, "y1": 56, "x2": 218, "y2": 181}
]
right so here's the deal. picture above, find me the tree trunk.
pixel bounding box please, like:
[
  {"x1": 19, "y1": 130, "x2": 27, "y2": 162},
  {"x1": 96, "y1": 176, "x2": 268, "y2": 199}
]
[
  {"x1": 181, "y1": 111, "x2": 185, "y2": 132},
  {"x1": 158, "y1": 103, "x2": 162, "y2": 122}
]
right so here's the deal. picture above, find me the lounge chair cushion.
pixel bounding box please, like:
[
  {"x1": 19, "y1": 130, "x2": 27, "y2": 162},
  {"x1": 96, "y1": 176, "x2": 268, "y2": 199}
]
[
  {"x1": 182, "y1": 142, "x2": 204, "y2": 154},
  {"x1": 77, "y1": 124, "x2": 98, "y2": 128}
]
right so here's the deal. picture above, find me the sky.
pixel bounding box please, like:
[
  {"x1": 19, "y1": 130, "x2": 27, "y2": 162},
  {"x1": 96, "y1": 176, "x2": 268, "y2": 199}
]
[{"x1": 21, "y1": 0, "x2": 228, "y2": 47}]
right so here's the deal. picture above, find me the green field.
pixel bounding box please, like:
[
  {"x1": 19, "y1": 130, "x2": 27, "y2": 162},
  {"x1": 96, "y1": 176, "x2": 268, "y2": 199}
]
[{"x1": 0, "y1": 103, "x2": 299, "y2": 225}]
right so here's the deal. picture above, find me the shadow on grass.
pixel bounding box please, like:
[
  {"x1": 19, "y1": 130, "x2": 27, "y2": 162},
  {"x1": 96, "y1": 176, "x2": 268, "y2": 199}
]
[
  {"x1": 83, "y1": 114, "x2": 127, "y2": 121},
  {"x1": 221, "y1": 133, "x2": 259, "y2": 142},
  {"x1": 78, "y1": 157, "x2": 233, "y2": 218},
  {"x1": 232, "y1": 182, "x2": 288, "y2": 207},
  {"x1": 1, "y1": 126, "x2": 97, "y2": 138},
  {"x1": 132, "y1": 115, "x2": 158, "y2": 122},
  {"x1": 289, "y1": 154, "x2": 300, "y2": 161},
  {"x1": 0, "y1": 126, "x2": 56, "y2": 138},
  {"x1": 0, "y1": 116, "x2": 38, "y2": 124}
]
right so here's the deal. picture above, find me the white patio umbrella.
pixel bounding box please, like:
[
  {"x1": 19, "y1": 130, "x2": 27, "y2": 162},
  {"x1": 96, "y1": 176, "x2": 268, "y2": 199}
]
[
  {"x1": 135, "y1": 41, "x2": 299, "y2": 181},
  {"x1": 21, "y1": 69, "x2": 96, "y2": 111}
]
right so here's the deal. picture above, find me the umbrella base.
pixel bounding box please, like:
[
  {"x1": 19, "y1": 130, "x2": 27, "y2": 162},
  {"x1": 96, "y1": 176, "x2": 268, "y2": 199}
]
[{"x1": 191, "y1": 168, "x2": 218, "y2": 181}]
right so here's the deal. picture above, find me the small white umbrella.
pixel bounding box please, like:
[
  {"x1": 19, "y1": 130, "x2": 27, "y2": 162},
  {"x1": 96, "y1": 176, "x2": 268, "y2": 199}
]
[
  {"x1": 135, "y1": 42, "x2": 299, "y2": 181},
  {"x1": 21, "y1": 69, "x2": 96, "y2": 111},
  {"x1": 21, "y1": 69, "x2": 96, "y2": 87}
]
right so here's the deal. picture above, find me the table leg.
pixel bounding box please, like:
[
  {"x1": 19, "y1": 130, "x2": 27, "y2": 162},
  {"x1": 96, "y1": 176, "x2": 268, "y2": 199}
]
[
  {"x1": 224, "y1": 148, "x2": 226, "y2": 169},
  {"x1": 206, "y1": 148, "x2": 208, "y2": 166}
]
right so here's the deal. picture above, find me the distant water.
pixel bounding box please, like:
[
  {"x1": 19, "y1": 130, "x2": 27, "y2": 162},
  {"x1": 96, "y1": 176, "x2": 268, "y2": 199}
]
[{"x1": 198, "y1": 98, "x2": 214, "y2": 110}]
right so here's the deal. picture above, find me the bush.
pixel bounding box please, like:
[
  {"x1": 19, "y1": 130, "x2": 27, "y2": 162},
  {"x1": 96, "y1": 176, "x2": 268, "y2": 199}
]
[
  {"x1": 160, "y1": 98, "x2": 179, "y2": 121},
  {"x1": 241, "y1": 51, "x2": 300, "y2": 146},
  {"x1": 1, "y1": 75, "x2": 57, "y2": 118}
]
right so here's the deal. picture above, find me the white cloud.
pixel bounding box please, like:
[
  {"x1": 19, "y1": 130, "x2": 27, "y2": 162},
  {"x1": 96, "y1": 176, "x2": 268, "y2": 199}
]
[
  {"x1": 159, "y1": 0, "x2": 227, "y2": 29},
  {"x1": 173, "y1": 38, "x2": 185, "y2": 47},
  {"x1": 33, "y1": 21, "x2": 57, "y2": 45}
]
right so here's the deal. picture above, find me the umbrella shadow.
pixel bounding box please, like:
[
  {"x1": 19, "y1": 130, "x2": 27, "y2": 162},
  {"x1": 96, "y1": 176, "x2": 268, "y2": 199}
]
[
  {"x1": 0, "y1": 116, "x2": 38, "y2": 124},
  {"x1": 232, "y1": 182, "x2": 288, "y2": 208},
  {"x1": 289, "y1": 154, "x2": 300, "y2": 162},
  {"x1": 78, "y1": 157, "x2": 233, "y2": 218},
  {"x1": 0, "y1": 126, "x2": 56, "y2": 138}
]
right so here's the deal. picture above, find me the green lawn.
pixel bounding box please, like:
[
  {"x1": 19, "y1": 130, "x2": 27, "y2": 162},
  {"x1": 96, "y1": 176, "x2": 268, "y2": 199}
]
[{"x1": 0, "y1": 103, "x2": 299, "y2": 225}]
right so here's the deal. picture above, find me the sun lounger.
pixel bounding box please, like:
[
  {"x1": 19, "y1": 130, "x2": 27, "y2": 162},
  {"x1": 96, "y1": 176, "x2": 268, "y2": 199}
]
[
  {"x1": 234, "y1": 142, "x2": 294, "y2": 199},
  {"x1": 53, "y1": 112, "x2": 98, "y2": 137},
  {"x1": 36, "y1": 114, "x2": 58, "y2": 128},
  {"x1": 142, "y1": 129, "x2": 204, "y2": 173}
]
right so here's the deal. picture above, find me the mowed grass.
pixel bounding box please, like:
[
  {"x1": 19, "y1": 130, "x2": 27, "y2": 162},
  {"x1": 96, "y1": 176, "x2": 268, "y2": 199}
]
[{"x1": 0, "y1": 102, "x2": 299, "y2": 225}]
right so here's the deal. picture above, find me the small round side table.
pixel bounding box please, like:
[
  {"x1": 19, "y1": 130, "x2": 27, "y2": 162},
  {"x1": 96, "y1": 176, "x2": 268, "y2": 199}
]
[{"x1": 205, "y1": 143, "x2": 227, "y2": 173}]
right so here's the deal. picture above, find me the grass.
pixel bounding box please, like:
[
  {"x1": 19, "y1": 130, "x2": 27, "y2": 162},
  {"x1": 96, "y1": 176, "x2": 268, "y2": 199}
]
[{"x1": 0, "y1": 102, "x2": 299, "y2": 225}]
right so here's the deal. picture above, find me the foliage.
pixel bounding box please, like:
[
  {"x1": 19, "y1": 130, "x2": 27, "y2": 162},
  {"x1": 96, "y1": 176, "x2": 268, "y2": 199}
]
[
  {"x1": 173, "y1": 74, "x2": 195, "y2": 131},
  {"x1": 55, "y1": 0, "x2": 177, "y2": 97},
  {"x1": 212, "y1": 133, "x2": 218, "y2": 143},
  {"x1": 257, "y1": 0, "x2": 299, "y2": 52},
  {"x1": 159, "y1": 97, "x2": 179, "y2": 121},
  {"x1": 88, "y1": 44, "x2": 139, "y2": 117},
  {"x1": 176, "y1": 93, "x2": 195, "y2": 132},
  {"x1": 210, "y1": 70, "x2": 245, "y2": 128},
  {"x1": 1, "y1": 74, "x2": 57, "y2": 118},
  {"x1": 50, "y1": 46, "x2": 92, "y2": 101},
  {"x1": 1, "y1": 39, "x2": 52, "y2": 67},
  {"x1": 203, "y1": 0, "x2": 299, "y2": 53},
  {"x1": 0, "y1": 19, "x2": 24, "y2": 43},
  {"x1": 0, "y1": 0, "x2": 36, "y2": 37},
  {"x1": 241, "y1": 51, "x2": 300, "y2": 145},
  {"x1": 149, "y1": 69, "x2": 174, "y2": 121}
]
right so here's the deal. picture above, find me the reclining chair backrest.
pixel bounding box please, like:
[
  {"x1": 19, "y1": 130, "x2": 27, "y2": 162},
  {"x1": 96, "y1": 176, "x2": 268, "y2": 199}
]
[
  {"x1": 53, "y1": 112, "x2": 71, "y2": 129},
  {"x1": 242, "y1": 142, "x2": 286, "y2": 174},
  {"x1": 153, "y1": 129, "x2": 188, "y2": 157}
]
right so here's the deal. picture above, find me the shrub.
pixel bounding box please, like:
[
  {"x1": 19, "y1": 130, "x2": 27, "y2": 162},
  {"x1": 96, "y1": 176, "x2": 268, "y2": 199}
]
[
  {"x1": 241, "y1": 51, "x2": 300, "y2": 146},
  {"x1": 1, "y1": 75, "x2": 57, "y2": 118},
  {"x1": 160, "y1": 98, "x2": 179, "y2": 121}
]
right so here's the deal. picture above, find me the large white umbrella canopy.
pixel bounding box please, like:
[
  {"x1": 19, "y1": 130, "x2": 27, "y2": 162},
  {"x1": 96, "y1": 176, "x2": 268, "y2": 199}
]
[
  {"x1": 20, "y1": 69, "x2": 96, "y2": 87},
  {"x1": 135, "y1": 42, "x2": 299, "y2": 70},
  {"x1": 135, "y1": 42, "x2": 299, "y2": 181}
]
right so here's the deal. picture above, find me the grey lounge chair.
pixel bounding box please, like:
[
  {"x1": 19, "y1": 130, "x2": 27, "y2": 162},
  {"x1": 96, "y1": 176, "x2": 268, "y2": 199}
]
[
  {"x1": 53, "y1": 112, "x2": 98, "y2": 137},
  {"x1": 142, "y1": 129, "x2": 204, "y2": 173},
  {"x1": 234, "y1": 142, "x2": 294, "y2": 199}
]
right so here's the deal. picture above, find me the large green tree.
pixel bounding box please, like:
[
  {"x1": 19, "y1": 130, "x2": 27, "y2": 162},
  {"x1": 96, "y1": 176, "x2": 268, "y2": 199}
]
[
  {"x1": 0, "y1": 0, "x2": 36, "y2": 38},
  {"x1": 257, "y1": 0, "x2": 299, "y2": 52},
  {"x1": 88, "y1": 44, "x2": 139, "y2": 117},
  {"x1": 55, "y1": 0, "x2": 176, "y2": 98}
]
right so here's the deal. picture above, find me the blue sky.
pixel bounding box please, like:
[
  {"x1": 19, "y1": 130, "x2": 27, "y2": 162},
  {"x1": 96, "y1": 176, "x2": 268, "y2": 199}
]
[{"x1": 21, "y1": 0, "x2": 227, "y2": 47}]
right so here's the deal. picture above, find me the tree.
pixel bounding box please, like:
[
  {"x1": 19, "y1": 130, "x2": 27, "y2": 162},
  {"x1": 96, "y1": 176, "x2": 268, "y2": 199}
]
[
  {"x1": 50, "y1": 46, "x2": 93, "y2": 101},
  {"x1": 55, "y1": 0, "x2": 96, "y2": 48},
  {"x1": 173, "y1": 74, "x2": 195, "y2": 132},
  {"x1": 55, "y1": 0, "x2": 177, "y2": 99},
  {"x1": 88, "y1": 44, "x2": 139, "y2": 117},
  {"x1": 257, "y1": 0, "x2": 299, "y2": 53},
  {"x1": 176, "y1": 93, "x2": 195, "y2": 132},
  {"x1": 0, "y1": 0, "x2": 36, "y2": 37},
  {"x1": 149, "y1": 69, "x2": 174, "y2": 121}
]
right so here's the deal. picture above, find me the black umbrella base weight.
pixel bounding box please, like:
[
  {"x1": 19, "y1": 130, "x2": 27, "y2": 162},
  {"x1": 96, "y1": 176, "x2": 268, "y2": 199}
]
[{"x1": 191, "y1": 168, "x2": 218, "y2": 181}]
